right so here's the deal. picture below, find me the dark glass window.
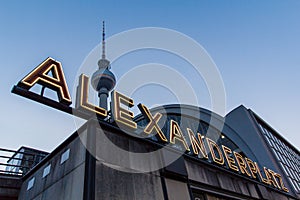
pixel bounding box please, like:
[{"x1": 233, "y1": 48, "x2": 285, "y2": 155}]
[{"x1": 258, "y1": 122, "x2": 300, "y2": 193}]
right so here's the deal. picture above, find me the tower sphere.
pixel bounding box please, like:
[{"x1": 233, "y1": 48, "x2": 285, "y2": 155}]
[{"x1": 91, "y1": 60, "x2": 116, "y2": 92}]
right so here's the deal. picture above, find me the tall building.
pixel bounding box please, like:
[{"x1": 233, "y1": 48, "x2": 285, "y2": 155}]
[
  {"x1": 1, "y1": 104, "x2": 297, "y2": 200},
  {"x1": 226, "y1": 105, "x2": 300, "y2": 196}
]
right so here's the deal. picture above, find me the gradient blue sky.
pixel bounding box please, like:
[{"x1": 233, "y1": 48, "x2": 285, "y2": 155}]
[{"x1": 0, "y1": 0, "x2": 299, "y2": 152}]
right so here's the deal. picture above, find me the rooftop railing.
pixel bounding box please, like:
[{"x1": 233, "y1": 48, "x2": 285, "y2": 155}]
[{"x1": 0, "y1": 147, "x2": 48, "y2": 176}]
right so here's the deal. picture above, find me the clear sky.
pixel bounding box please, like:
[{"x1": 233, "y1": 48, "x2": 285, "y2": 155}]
[{"x1": 0, "y1": 0, "x2": 299, "y2": 152}]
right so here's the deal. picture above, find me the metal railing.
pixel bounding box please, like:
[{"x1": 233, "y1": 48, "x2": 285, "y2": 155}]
[{"x1": 0, "y1": 147, "x2": 48, "y2": 176}]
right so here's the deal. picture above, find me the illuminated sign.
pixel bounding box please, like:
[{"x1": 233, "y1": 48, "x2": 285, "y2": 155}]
[
  {"x1": 18, "y1": 57, "x2": 71, "y2": 105},
  {"x1": 12, "y1": 57, "x2": 289, "y2": 192}
]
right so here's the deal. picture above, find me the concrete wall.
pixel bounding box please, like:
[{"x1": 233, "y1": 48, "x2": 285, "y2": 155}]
[
  {"x1": 15, "y1": 119, "x2": 299, "y2": 200},
  {"x1": 0, "y1": 175, "x2": 22, "y2": 200},
  {"x1": 95, "y1": 162, "x2": 165, "y2": 200},
  {"x1": 18, "y1": 136, "x2": 86, "y2": 200},
  {"x1": 93, "y1": 124, "x2": 165, "y2": 200},
  {"x1": 92, "y1": 122, "x2": 298, "y2": 200}
]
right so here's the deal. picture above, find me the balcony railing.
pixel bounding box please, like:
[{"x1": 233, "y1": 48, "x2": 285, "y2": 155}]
[{"x1": 0, "y1": 147, "x2": 48, "y2": 176}]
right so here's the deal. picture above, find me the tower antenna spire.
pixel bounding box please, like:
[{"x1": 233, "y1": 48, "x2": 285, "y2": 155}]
[
  {"x1": 102, "y1": 21, "x2": 106, "y2": 59},
  {"x1": 92, "y1": 21, "x2": 116, "y2": 110}
]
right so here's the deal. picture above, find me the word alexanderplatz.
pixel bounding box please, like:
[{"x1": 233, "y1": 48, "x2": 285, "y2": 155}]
[{"x1": 12, "y1": 57, "x2": 289, "y2": 193}]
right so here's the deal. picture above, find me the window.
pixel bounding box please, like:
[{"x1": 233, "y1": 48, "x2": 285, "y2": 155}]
[
  {"x1": 60, "y1": 149, "x2": 70, "y2": 164},
  {"x1": 258, "y1": 122, "x2": 300, "y2": 193},
  {"x1": 42, "y1": 164, "x2": 51, "y2": 178},
  {"x1": 27, "y1": 177, "x2": 35, "y2": 190}
]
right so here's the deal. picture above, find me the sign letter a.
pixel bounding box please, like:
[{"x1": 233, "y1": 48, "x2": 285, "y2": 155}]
[{"x1": 18, "y1": 57, "x2": 71, "y2": 105}]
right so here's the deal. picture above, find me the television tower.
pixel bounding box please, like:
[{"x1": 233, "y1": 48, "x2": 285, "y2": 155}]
[{"x1": 91, "y1": 21, "x2": 116, "y2": 110}]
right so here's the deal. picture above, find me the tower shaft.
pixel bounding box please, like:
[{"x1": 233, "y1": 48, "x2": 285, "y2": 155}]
[{"x1": 98, "y1": 88, "x2": 108, "y2": 110}]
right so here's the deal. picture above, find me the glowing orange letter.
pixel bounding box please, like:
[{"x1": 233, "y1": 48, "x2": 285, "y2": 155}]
[
  {"x1": 19, "y1": 57, "x2": 71, "y2": 105},
  {"x1": 76, "y1": 74, "x2": 107, "y2": 117},
  {"x1": 206, "y1": 138, "x2": 224, "y2": 165},
  {"x1": 169, "y1": 120, "x2": 190, "y2": 151},
  {"x1": 187, "y1": 128, "x2": 208, "y2": 159},
  {"x1": 111, "y1": 90, "x2": 137, "y2": 129},
  {"x1": 138, "y1": 103, "x2": 167, "y2": 142}
]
